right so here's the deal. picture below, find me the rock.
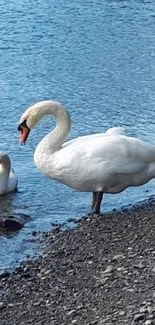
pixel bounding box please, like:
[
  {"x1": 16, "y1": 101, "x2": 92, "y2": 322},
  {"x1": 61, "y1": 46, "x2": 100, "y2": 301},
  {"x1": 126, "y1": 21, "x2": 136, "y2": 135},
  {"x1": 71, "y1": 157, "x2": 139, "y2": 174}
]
[
  {"x1": 147, "y1": 306, "x2": 153, "y2": 314},
  {"x1": 67, "y1": 310, "x2": 76, "y2": 316},
  {"x1": 8, "y1": 303, "x2": 14, "y2": 307},
  {"x1": 148, "y1": 314, "x2": 154, "y2": 320},
  {"x1": 142, "y1": 301, "x2": 147, "y2": 305},
  {"x1": 72, "y1": 320, "x2": 78, "y2": 324},
  {"x1": 112, "y1": 254, "x2": 125, "y2": 261},
  {"x1": 0, "y1": 216, "x2": 23, "y2": 231},
  {"x1": 44, "y1": 270, "x2": 51, "y2": 275},
  {"x1": 67, "y1": 218, "x2": 76, "y2": 223},
  {"x1": 139, "y1": 306, "x2": 148, "y2": 313},
  {"x1": 103, "y1": 265, "x2": 113, "y2": 274},
  {"x1": 32, "y1": 231, "x2": 37, "y2": 236},
  {"x1": 52, "y1": 226, "x2": 60, "y2": 234},
  {"x1": 119, "y1": 310, "x2": 125, "y2": 316},
  {"x1": 0, "y1": 213, "x2": 31, "y2": 232},
  {"x1": 133, "y1": 263, "x2": 145, "y2": 269},
  {"x1": 126, "y1": 288, "x2": 134, "y2": 292},
  {"x1": 0, "y1": 271, "x2": 10, "y2": 279},
  {"x1": 145, "y1": 320, "x2": 153, "y2": 325},
  {"x1": 134, "y1": 313, "x2": 145, "y2": 321},
  {"x1": 0, "y1": 302, "x2": 5, "y2": 310}
]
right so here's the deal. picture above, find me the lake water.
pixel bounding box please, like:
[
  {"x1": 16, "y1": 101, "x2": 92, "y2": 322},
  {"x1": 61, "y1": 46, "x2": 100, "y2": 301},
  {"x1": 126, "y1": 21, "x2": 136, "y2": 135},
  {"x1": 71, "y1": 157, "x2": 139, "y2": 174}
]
[{"x1": 0, "y1": 0, "x2": 155, "y2": 271}]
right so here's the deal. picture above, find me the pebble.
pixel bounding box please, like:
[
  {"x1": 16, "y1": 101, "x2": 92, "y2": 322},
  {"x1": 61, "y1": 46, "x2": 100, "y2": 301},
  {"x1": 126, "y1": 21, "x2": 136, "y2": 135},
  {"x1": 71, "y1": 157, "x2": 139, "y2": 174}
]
[
  {"x1": 148, "y1": 315, "x2": 154, "y2": 320},
  {"x1": 127, "y1": 288, "x2": 134, "y2": 292},
  {"x1": 33, "y1": 302, "x2": 40, "y2": 306},
  {"x1": 133, "y1": 313, "x2": 145, "y2": 321},
  {"x1": 0, "y1": 271, "x2": 10, "y2": 279},
  {"x1": 0, "y1": 302, "x2": 5, "y2": 310},
  {"x1": 145, "y1": 320, "x2": 153, "y2": 325},
  {"x1": 8, "y1": 303, "x2": 14, "y2": 307},
  {"x1": 67, "y1": 218, "x2": 76, "y2": 223},
  {"x1": 112, "y1": 254, "x2": 125, "y2": 261},
  {"x1": 133, "y1": 263, "x2": 145, "y2": 269},
  {"x1": 67, "y1": 310, "x2": 76, "y2": 316},
  {"x1": 103, "y1": 265, "x2": 113, "y2": 274},
  {"x1": 139, "y1": 306, "x2": 148, "y2": 313},
  {"x1": 44, "y1": 270, "x2": 51, "y2": 275},
  {"x1": 72, "y1": 320, "x2": 78, "y2": 324},
  {"x1": 147, "y1": 306, "x2": 153, "y2": 314},
  {"x1": 119, "y1": 310, "x2": 125, "y2": 316}
]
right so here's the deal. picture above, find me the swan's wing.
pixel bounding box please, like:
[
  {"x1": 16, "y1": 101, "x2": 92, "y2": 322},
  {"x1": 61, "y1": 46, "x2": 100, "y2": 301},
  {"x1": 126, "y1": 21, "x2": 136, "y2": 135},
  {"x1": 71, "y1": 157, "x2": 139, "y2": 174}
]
[
  {"x1": 59, "y1": 135, "x2": 155, "y2": 175},
  {"x1": 89, "y1": 136, "x2": 155, "y2": 175},
  {"x1": 62, "y1": 133, "x2": 106, "y2": 148},
  {"x1": 63, "y1": 128, "x2": 124, "y2": 148},
  {"x1": 105, "y1": 127, "x2": 125, "y2": 135}
]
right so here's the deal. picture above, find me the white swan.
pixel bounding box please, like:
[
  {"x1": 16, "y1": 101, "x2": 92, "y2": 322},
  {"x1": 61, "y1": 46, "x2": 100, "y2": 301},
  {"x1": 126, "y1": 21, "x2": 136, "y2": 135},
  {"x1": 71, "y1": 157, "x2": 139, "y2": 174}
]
[
  {"x1": 18, "y1": 100, "x2": 155, "y2": 213},
  {"x1": 0, "y1": 152, "x2": 18, "y2": 194}
]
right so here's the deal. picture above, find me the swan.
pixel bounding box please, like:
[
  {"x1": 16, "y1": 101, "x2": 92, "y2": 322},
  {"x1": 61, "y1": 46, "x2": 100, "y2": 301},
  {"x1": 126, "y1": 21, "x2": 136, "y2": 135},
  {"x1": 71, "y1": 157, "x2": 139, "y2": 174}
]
[
  {"x1": 0, "y1": 152, "x2": 18, "y2": 194},
  {"x1": 18, "y1": 100, "x2": 155, "y2": 213}
]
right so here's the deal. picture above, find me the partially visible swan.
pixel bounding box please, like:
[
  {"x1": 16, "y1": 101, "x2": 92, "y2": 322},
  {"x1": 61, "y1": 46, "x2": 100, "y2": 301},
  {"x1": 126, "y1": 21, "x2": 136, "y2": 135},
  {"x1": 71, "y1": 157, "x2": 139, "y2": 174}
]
[
  {"x1": 0, "y1": 152, "x2": 18, "y2": 194},
  {"x1": 18, "y1": 100, "x2": 155, "y2": 213}
]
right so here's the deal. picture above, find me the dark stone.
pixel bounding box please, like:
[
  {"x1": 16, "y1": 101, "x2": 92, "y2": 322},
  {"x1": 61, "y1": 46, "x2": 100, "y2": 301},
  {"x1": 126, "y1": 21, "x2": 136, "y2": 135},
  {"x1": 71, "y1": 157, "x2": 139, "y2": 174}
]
[
  {"x1": 52, "y1": 227, "x2": 60, "y2": 234},
  {"x1": 133, "y1": 313, "x2": 145, "y2": 321},
  {"x1": 67, "y1": 218, "x2": 76, "y2": 222},
  {"x1": 0, "y1": 271, "x2": 10, "y2": 279},
  {"x1": 0, "y1": 213, "x2": 30, "y2": 232},
  {"x1": 32, "y1": 231, "x2": 37, "y2": 236},
  {"x1": 0, "y1": 216, "x2": 23, "y2": 231}
]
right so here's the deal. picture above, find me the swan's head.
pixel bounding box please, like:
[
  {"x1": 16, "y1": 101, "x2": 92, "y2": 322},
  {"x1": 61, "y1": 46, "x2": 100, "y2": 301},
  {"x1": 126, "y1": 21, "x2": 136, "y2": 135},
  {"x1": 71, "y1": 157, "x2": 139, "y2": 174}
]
[
  {"x1": 18, "y1": 102, "x2": 45, "y2": 144},
  {"x1": 0, "y1": 152, "x2": 10, "y2": 165},
  {"x1": 18, "y1": 101, "x2": 63, "y2": 144}
]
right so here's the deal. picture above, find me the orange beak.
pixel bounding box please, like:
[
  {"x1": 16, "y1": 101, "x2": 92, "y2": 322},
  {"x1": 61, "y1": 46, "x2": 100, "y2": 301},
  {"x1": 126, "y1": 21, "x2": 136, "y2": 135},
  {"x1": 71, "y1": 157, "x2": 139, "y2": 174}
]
[{"x1": 19, "y1": 126, "x2": 30, "y2": 145}]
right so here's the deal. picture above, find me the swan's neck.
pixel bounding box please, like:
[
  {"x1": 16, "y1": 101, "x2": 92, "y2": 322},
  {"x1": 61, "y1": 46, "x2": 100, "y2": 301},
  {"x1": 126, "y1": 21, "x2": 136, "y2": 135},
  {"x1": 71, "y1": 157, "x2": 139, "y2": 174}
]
[
  {"x1": 0, "y1": 159, "x2": 11, "y2": 194},
  {"x1": 34, "y1": 102, "x2": 71, "y2": 162}
]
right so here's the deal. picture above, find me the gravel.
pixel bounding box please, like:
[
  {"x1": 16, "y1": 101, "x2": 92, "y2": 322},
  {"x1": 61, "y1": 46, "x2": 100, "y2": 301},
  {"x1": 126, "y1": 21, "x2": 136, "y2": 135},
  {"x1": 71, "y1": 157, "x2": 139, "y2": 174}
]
[{"x1": 1, "y1": 199, "x2": 155, "y2": 324}]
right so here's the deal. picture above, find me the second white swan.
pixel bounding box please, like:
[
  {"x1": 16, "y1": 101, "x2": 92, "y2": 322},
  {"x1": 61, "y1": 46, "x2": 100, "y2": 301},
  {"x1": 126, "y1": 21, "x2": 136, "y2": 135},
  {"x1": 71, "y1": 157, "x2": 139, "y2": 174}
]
[
  {"x1": 18, "y1": 100, "x2": 155, "y2": 213},
  {"x1": 0, "y1": 152, "x2": 18, "y2": 194}
]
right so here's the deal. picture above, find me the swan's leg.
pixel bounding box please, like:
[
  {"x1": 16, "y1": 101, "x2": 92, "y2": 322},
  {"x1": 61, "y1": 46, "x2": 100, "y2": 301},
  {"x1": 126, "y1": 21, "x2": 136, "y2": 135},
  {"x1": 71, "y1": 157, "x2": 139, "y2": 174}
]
[
  {"x1": 91, "y1": 192, "x2": 97, "y2": 210},
  {"x1": 91, "y1": 191, "x2": 103, "y2": 214}
]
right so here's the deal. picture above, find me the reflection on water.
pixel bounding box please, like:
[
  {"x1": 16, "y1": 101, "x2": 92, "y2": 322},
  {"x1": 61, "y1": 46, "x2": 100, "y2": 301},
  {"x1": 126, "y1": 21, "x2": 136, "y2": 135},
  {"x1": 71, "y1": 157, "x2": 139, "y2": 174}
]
[
  {"x1": 0, "y1": 193, "x2": 36, "y2": 273},
  {"x1": 0, "y1": 195, "x2": 14, "y2": 215},
  {"x1": 0, "y1": 0, "x2": 155, "y2": 270}
]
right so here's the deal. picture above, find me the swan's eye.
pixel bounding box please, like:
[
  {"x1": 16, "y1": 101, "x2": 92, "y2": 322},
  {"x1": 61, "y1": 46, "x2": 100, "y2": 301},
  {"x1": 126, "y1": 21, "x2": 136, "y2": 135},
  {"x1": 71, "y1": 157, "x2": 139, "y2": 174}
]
[{"x1": 18, "y1": 119, "x2": 28, "y2": 131}]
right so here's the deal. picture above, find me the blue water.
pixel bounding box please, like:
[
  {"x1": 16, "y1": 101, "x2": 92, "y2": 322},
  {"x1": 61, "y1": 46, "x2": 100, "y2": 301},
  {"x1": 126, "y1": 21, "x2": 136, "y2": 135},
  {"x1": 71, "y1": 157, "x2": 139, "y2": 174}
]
[{"x1": 0, "y1": 0, "x2": 155, "y2": 271}]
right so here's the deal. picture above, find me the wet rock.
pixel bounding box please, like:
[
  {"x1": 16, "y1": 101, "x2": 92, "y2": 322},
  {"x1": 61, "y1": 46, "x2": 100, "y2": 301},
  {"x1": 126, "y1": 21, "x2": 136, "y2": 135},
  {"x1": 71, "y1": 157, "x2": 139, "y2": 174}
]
[
  {"x1": 0, "y1": 271, "x2": 10, "y2": 279},
  {"x1": 67, "y1": 218, "x2": 76, "y2": 223},
  {"x1": 32, "y1": 231, "x2": 37, "y2": 236},
  {"x1": 0, "y1": 216, "x2": 23, "y2": 231},
  {"x1": 0, "y1": 213, "x2": 30, "y2": 232}
]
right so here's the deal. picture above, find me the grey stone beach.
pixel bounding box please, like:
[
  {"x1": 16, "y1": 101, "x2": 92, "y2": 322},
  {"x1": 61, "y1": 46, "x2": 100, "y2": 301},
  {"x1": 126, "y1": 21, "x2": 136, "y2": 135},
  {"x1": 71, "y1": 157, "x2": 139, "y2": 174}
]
[{"x1": 1, "y1": 200, "x2": 155, "y2": 324}]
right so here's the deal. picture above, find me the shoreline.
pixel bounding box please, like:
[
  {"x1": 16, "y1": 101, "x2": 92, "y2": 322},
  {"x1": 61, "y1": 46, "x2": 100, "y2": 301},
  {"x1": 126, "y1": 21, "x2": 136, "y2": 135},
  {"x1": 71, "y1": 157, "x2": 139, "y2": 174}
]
[{"x1": 1, "y1": 200, "x2": 155, "y2": 324}]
